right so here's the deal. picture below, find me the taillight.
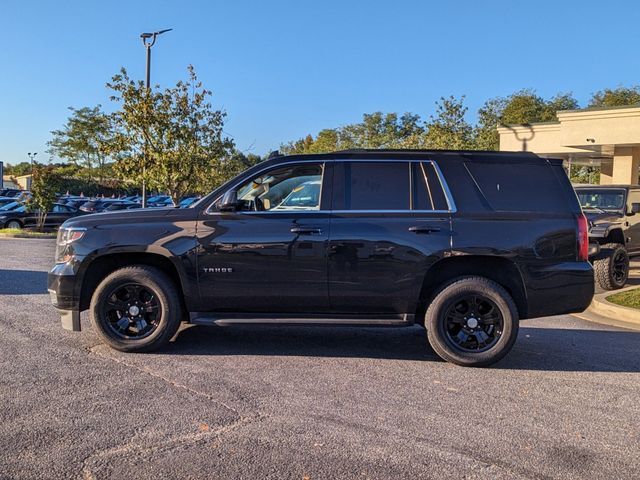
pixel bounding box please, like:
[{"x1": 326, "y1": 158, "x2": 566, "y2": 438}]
[{"x1": 577, "y1": 213, "x2": 589, "y2": 261}]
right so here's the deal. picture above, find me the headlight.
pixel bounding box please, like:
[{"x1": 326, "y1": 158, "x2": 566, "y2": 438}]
[{"x1": 55, "y1": 227, "x2": 86, "y2": 263}]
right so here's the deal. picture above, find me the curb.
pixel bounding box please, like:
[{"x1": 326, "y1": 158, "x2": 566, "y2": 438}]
[{"x1": 589, "y1": 287, "x2": 640, "y2": 325}]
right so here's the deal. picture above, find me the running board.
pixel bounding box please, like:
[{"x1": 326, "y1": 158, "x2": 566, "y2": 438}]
[{"x1": 189, "y1": 313, "x2": 414, "y2": 327}]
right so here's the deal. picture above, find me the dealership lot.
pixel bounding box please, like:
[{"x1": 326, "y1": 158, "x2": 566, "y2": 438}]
[{"x1": 1, "y1": 238, "x2": 639, "y2": 479}]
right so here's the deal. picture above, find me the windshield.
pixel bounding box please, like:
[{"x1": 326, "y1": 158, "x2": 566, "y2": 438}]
[
  {"x1": 0, "y1": 202, "x2": 23, "y2": 211},
  {"x1": 576, "y1": 189, "x2": 626, "y2": 211}
]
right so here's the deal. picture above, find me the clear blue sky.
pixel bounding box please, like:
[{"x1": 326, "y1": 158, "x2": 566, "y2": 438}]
[{"x1": 1, "y1": 0, "x2": 639, "y2": 164}]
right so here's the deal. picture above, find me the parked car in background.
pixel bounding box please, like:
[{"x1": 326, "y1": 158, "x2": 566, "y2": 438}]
[
  {"x1": 574, "y1": 184, "x2": 640, "y2": 290},
  {"x1": 79, "y1": 199, "x2": 133, "y2": 213},
  {"x1": 178, "y1": 196, "x2": 200, "y2": 208},
  {"x1": 103, "y1": 201, "x2": 142, "y2": 212},
  {"x1": 0, "y1": 203, "x2": 79, "y2": 229},
  {"x1": 146, "y1": 195, "x2": 174, "y2": 207},
  {"x1": 0, "y1": 197, "x2": 17, "y2": 209},
  {"x1": 49, "y1": 150, "x2": 594, "y2": 367},
  {"x1": 0, "y1": 189, "x2": 23, "y2": 198}
]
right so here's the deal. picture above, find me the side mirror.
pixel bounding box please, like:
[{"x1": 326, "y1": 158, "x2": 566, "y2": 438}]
[{"x1": 219, "y1": 189, "x2": 240, "y2": 212}]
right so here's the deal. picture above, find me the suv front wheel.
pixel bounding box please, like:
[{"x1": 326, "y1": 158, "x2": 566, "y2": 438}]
[
  {"x1": 425, "y1": 277, "x2": 519, "y2": 367},
  {"x1": 90, "y1": 266, "x2": 183, "y2": 352}
]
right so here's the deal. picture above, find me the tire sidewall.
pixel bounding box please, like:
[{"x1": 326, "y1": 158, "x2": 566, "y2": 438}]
[
  {"x1": 6, "y1": 220, "x2": 21, "y2": 229},
  {"x1": 426, "y1": 277, "x2": 519, "y2": 367}
]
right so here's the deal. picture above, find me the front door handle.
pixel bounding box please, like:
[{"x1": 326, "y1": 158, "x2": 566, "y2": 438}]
[
  {"x1": 291, "y1": 226, "x2": 322, "y2": 235},
  {"x1": 408, "y1": 225, "x2": 441, "y2": 234}
]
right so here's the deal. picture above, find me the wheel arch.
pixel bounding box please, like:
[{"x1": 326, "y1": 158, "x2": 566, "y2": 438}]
[
  {"x1": 78, "y1": 250, "x2": 189, "y2": 312},
  {"x1": 417, "y1": 256, "x2": 528, "y2": 321},
  {"x1": 604, "y1": 227, "x2": 626, "y2": 246},
  {"x1": 4, "y1": 218, "x2": 23, "y2": 228}
]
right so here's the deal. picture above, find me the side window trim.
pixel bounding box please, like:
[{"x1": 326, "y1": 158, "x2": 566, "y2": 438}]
[{"x1": 205, "y1": 158, "x2": 457, "y2": 214}]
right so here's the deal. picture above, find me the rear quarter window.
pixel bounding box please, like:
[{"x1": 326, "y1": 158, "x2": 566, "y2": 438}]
[{"x1": 464, "y1": 161, "x2": 570, "y2": 213}]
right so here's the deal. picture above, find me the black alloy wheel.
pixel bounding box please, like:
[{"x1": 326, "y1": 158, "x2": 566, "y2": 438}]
[
  {"x1": 443, "y1": 294, "x2": 504, "y2": 353},
  {"x1": 612, "y1": 249, "x2": 628, "y2": 285},
  {"x1": 103, "y1": 283, "x2": 161, "y2": 340}
]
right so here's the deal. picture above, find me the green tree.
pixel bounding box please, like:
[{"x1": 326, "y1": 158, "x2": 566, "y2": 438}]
[
  {"x1": 28, "y1": 164, "x2": 63, "y2": 229},
  {"x1": 107, "y1": 65, "x2": 234, "y2": 203},
  {"x1": 589, "y1": 86, "x2": 640, "y2": 107},
  {"x1": 423, "y1": 96, "x2": 473, "y2": 149},
  {"x1": 4, "y1": 162, "x2": 32, "y2": 177},
  {"x1": 474, "y1": 90, "x2": 578, "y2": 150},
  {"x1": 47, "y1": 106, "x2": 114, "y2": 182}
]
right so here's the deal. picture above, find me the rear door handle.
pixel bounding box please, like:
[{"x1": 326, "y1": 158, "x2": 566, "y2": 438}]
[
  {"x1": 291, "y1": 226, "x2": 322, "y2": 235},
  {"x1": 408, "y1": 225, "x2": 441, "y2": 234}
]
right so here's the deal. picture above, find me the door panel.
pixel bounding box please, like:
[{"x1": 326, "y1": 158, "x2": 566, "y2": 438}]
[
  {"x1": 197, "y1": 212, "x2": 329, "y2": 312},
  {"x1": 328, "y1": 213, "x2": 450, "y2": 314},
  {"x1": 627, "y1": 191, "x2": 640, "y2": 253},
  {"x1": 196, "y1": 161, "x2": 332, "y2": 313}
]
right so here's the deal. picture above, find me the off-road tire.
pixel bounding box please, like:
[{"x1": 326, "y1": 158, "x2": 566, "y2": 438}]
[
  {"x1": 594, "y1": 243, "x2": 629, "y2": 290},
  {"x1": 425, "y1": 276, "x2": 519, "y2": 367},
  {"x1": 90, "y1": 265, "x2": 183, "y2": 352}
]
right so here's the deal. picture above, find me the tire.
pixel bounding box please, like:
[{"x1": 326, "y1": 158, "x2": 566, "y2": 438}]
[
  {"x1": 5, "y1": 220, "x2": 22, "y2": 229},
  {"x1": 594, "y1": 243, "x2": 629, "y2": 290},
  {"x1": 90, "y1": 266, "x2": 183, "y2": 352},
  {"x1": 425, "y1": 276, "x2": 519, "y2": 367}
]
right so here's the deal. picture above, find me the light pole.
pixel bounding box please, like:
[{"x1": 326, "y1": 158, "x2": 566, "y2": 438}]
[
  {"x1": 27, "y1": 152, "x2": 37, "y2": 172},
  {"x1": 139, "y1": 28, "x2": 172, "y2": 208}
]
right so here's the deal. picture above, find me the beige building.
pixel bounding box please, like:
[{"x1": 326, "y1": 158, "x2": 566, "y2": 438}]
[{"x1": 498, "y1": 105, "x2": 640, "y2": 185}]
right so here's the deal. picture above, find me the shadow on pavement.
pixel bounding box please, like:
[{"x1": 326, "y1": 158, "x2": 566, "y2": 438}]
[
  {"x1": 0, "y1": 269, "x2": 48, "y2": 295},
  {"x1": 163, "y1": 323, "x2": 640, "y2": 373}
]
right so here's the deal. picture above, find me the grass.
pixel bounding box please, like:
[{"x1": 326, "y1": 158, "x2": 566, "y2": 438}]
[
  {"x1": 0, "y1": 228, "x2": 57, "y2": 239},
  {"x1": 606, "y1": 288, "x2": 640, "y2": 310}
]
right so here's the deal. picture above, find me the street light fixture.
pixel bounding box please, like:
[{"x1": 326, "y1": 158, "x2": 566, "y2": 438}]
[
  {"x1": 139, "y1": 28, "x2": 172, "y2": 208},
  {"x1": 27, "y1": 152, "x2": 38, "y2": 173}
]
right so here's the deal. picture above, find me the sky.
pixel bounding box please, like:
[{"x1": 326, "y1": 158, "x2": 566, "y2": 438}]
[{"x1": 1, "y1": 0, "x2": 640, "y2": 165}]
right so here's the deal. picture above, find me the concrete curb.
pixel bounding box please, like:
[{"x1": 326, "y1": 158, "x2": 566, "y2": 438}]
[{"x1": 589, "y1": 286, "x2": 640, "y2": 325}]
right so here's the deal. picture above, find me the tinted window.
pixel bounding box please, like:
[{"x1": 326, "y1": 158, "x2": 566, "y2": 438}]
[
  {"x1": 465, "y1": 162, "x2": 569, "y2": 212},
  {"x1": 333, "y1": 162, "x2": 410, "y2": 210},
  {"x1": 413, "y1": 162, "x2": 449, "y2": 211}
]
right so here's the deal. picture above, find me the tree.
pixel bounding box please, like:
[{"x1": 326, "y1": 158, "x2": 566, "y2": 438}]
[
  {"x1": 4, "y1": 162, "x2": 32, "y2": 177},
  {"x1": 473, "y1": 90, "x2": 578, "y2": 150},
  {"x1": 28, "y1": 164, "x2": 62, "y2": 230},
  {"x1": 589, "y1": 86, "x2": 640, "y2": 107},
  {"x1": 48, "y1": 106, "x2": 114, "y2": 182},
  {"x1": 423, "y1": 96, "x2": 473, "y2": 150},
  {"x1": 107, "y1": 65, "x2": 235, "y2": 203}
]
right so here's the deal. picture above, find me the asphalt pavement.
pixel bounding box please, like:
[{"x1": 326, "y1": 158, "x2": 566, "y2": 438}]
[{"x1": 1, "y1": 238, "x2": 639, "y2": 479}]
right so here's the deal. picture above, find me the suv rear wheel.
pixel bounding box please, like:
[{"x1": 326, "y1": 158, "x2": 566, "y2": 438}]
[
  {"x1": 425, "y1": 277, "x2": 519, "y2": 367},
  {"x1": 90, "y1": 266, "x2": 183, "y2": 352},
  {"x1": 594, "y1": 243, "x2": 629, "y2": 290}
]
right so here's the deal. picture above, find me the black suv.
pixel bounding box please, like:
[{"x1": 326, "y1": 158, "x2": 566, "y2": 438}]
[
  {"x1": 574, "y1": 185, "x2": 640, "y2": 290},
  {"x1": 49, "y1": 150, "x2": 594, "y2": 366}
]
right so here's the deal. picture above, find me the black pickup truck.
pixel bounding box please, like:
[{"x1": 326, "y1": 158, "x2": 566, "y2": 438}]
[
  {"x1": 575, "y1": 185, "x2": 640, "y2": 290},
  {"x1": 48, "y1": 150, "x2": 594, "y2": 367}
]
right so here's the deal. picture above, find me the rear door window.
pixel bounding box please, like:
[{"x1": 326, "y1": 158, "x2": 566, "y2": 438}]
[
  {"x1": 413, "y1": 162, "x2": 449, "y2": 211},
  {"x1": 332, "y1": 162, "x2": 410, "y2": 210}
]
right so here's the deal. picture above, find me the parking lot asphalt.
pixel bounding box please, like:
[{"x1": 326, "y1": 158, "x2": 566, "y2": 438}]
[{"x1": 1, "y1": 238, "x2": 639, "y2": 480}]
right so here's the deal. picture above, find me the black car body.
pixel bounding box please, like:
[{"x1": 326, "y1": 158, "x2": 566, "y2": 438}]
[
  {"x1": 48, "y1": 150, "x2": 594, "y2": 366},
  {"x1": 574, "y1": 185, "x2": 640, "y2": 289},
  {"x1": 0, "y1": 203, "x2": 79, "y2": 229}
]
